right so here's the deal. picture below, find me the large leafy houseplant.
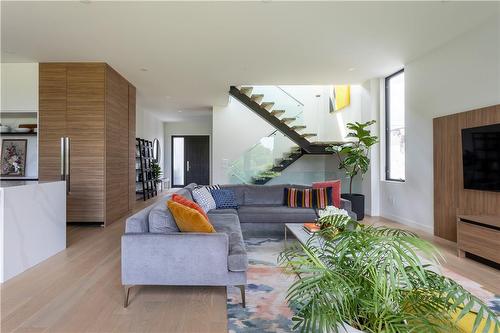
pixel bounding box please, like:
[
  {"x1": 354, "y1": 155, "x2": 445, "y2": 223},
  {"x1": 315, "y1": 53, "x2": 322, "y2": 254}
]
[
  {"x1": 326, "y1": 120, "x2": 378, "y2": 195},
  {"x1": 279, "y1": 215, "x2": 499, "y2": 333}
]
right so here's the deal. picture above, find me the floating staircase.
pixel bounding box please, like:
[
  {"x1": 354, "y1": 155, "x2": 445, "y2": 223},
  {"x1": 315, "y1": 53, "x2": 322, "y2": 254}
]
[{"x1": 229, "y1": 85, "x2": 339, "y2": 184}]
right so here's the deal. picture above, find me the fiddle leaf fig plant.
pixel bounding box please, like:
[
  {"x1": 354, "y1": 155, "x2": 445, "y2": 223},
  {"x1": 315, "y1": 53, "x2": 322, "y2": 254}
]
[{"x1": 326, "y1": 120, "x2": 378, "y2": 194}]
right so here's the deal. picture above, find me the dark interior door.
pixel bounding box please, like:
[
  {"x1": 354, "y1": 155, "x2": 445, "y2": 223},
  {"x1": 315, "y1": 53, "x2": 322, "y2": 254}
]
[{"x1": 172, "y1": 136, "x2": 209, "y2": 186}]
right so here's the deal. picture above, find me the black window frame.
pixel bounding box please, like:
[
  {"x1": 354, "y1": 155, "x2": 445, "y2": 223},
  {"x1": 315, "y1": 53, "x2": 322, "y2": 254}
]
[{"x1": 385, "y1": 68, "x2": 405, "y2": 182}]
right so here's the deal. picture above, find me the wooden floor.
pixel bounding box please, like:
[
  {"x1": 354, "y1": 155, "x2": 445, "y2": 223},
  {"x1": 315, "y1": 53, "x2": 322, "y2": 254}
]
[
  {"x1": 1, "y1": 201, "x2": 499, "y2": 333},
  {"x1": 1, "y1": 194, "x2": 227, "y2": 333}
]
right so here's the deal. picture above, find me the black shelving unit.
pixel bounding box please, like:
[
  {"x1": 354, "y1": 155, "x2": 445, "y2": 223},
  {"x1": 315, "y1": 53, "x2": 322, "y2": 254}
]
[{"x1": 136, "y1": 138, "x2": 158, "y2": 201}]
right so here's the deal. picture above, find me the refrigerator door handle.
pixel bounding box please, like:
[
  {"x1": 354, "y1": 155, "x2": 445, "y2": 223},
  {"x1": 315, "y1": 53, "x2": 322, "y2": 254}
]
[
  {"x1": 60, "y1": 137, "x2": 66, "y2": 181},
  {"x1": 65, "y1": 137, "x2": 71, "y2": 194}
]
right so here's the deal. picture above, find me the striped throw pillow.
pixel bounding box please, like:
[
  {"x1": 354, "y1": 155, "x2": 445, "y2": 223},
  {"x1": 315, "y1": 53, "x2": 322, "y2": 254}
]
[{"x1": 284, "y1": 187, "x2": 332, "y2": 209}]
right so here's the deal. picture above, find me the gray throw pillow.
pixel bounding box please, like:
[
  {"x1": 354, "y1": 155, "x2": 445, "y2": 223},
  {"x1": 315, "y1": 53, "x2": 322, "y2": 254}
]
[
  {"x1": 148, "y1": 200, "x2": 180, "y2": 233},
  {"x1": 192, "y1": 187, "x2": 216, "y2": 212}
]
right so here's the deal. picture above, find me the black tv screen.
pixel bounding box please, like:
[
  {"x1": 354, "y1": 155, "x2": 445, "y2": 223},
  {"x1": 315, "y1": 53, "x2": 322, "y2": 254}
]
[{"x1": 461, "y1": 123, "x2": 500, "y2": 192}]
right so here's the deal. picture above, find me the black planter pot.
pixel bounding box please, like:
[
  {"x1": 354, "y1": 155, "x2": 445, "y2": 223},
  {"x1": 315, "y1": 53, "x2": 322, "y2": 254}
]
[{"x1": 341, "y1": 193, "x2": 364, "y2": 221}]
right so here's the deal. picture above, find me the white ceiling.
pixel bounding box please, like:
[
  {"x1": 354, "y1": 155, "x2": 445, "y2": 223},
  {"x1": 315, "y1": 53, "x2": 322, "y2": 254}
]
[{"x1": 1, "y1": 1, "x2": 497, "y2": 121}]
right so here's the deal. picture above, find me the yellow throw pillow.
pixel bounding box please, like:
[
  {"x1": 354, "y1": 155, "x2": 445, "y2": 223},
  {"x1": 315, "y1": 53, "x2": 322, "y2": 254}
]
[{"x1": 167, "y1": 200, "x2": 215, "y2": 233}]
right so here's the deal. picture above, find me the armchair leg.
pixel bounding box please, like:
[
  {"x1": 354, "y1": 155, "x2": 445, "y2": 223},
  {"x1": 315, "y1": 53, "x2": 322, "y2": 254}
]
[
  {"x1": 237, "y1": 285, "x2": 246, "y2": 308},
  {"x1": 124, "y1": 285, "x2": 132, "y2": 308}
]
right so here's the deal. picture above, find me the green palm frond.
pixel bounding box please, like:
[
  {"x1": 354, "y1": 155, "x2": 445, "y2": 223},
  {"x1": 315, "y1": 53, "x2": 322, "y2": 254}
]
[{"x1": 280, "y1": 216, "x2": 500, "y2": 333}]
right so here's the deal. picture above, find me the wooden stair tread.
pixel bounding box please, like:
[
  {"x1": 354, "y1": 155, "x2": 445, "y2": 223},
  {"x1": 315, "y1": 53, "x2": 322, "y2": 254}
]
[
  {"x1": 280, "y1": 117, "x2": 296, "y2": 123},
  {"x1": 250, "y1": 94, "x2": 264, "y2": 103},
  {"x1": 301, "y1": 133, "x2": 318, "y2": 138},
  {"x1": 260, "y1": 102, "x2": 275, "y2": 111},
  {"x1": 270, "y1": 109, "x2": 285, "y2": 116},
  {"x1": 239, "y1": 86, "x2": 253, "y2": 97}
]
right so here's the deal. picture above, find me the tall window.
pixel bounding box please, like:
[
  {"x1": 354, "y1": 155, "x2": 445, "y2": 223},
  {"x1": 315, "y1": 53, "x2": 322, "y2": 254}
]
[{"x1": 385, "y1": 69, "x2": 405, "y2": 181}]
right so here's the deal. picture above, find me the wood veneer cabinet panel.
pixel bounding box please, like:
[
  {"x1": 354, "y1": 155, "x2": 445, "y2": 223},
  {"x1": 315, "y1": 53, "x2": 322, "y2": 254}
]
[
  {"x1": 38, "y1": 63, "x2": 67, "y2": 181},
  {"x1": 105, "y1": 66, "x2": 130, "y2": 225},
  {"x1": 433, "y1": 105, "x2": 500, "y2": 241},
  {"x1": 66, "y1": 64, "x2": 106, "y2": 223},
  {"x1": 128, "y1": 84, "x2": 136, "y2": 210},
  {"x1": 38, "y1": 62, "x2": 134, "y2": 225},
  {"x1": 457, "y1": 221, "x2": 500, "y2": 263}
]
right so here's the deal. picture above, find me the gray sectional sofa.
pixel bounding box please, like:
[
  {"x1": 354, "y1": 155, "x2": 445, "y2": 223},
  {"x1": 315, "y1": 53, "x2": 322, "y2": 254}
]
[{"x1": 121, "y1": 183, "x2": 355, "y2": 308}]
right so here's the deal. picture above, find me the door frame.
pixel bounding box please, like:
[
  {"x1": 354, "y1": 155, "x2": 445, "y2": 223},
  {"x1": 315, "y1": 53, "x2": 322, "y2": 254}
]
[{"x1": 171, "y1": 135, "x2": 210, "y2": 187}]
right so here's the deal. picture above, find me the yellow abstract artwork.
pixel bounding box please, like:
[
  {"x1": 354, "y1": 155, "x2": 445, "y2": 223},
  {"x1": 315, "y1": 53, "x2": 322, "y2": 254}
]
[{"x1": 330, "y1": 85, "x2": 350, "y2": 112}]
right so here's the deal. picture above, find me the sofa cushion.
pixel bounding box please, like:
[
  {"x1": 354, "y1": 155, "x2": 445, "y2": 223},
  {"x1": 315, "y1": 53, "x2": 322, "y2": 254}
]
[
  {"x1": 313, "y1": 180, "x2": 341, "y2": 208},
  {"x1": 210, "y1": 214, "x2": 248, "y2": 272},
  {"x1": 238, "y1": 205, "x2": 318, "y2": 223},
  {"x1": 210, "y1": 189, "x2": 239, "y2": 209},
  {"x1": 192, "y1": 187, "x2": 216, "y2": 212},
  {"x1": 148, "y1": 196, "x2": 180, "y2": 233},
  {"x1": 167, "y1": 200, "x2": 215, "y2": 233},
  {"x1": 220, "y1": 184, "x2": 246, "y2": 206},
  {"x1": 172, "y1": 193, "x2": 209, "y2": 221},
  {"x1": 207, "y1": 208, "x2": 238, "y2": 216},
  {"x1": 284, "y1": 187, "x2": 332, "y2": 209},
  {"x1": 184, "y1": 183, "x2": 198, "y2": 194},
  {"x1": 243, "y1": 184, "x2": 290, "y2": 206}
]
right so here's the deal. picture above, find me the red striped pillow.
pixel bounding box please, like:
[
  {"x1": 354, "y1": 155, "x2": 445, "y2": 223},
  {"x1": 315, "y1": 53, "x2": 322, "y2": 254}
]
[{"x1": 284, "y1": 187, "x2": 332, "y2": 209}]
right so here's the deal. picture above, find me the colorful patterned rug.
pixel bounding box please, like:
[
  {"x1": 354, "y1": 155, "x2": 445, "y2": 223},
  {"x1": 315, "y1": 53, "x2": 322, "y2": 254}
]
[{"x1": 227, "y1": 238, "x2": 499, "y2": 333}]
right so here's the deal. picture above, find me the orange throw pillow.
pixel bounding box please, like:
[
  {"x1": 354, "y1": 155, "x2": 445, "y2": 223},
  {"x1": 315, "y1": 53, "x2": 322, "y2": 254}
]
[
  {"x1": 167, "y1": 200, "x2": 215, "y2": 233},
  {"x1": 171, "y1": 193, "x2": 210, "y2": 221}
]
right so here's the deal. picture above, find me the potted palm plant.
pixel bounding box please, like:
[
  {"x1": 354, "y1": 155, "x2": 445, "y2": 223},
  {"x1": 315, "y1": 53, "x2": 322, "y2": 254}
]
[
  {"x1": 279, "y1": 214, "x2": 499, "y2": 333},
  {"x1": 326, "y1": 120, "x2": 378, "y2": 220}
]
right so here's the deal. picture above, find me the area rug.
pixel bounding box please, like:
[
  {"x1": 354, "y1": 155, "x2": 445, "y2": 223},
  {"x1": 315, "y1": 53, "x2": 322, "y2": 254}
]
[{"x1": 227, "y1": 238, "x2": 499, "y2": 333}]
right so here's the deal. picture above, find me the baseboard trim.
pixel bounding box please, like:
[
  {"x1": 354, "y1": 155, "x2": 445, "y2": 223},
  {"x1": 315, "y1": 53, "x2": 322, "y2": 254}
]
[{"x1": 379, "y1": 212, "x2": 434, "y2": 235}]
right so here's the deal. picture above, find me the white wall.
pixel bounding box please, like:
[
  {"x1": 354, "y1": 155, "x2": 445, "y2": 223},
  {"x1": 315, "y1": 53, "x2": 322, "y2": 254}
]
[
  {"x1": 136, "y1": 108, "x2": 165, "y2": 173},
  {"x1": 359, "y1": 79, "x2": 381, "y2": 217},
  {"x1": 213, "y1": 97, "x2": 274, "y2": 184},
  {"x1": 378, "y1": 17, "x2": 500, "y2": 233},
  {"x1": 1, "y1": 63, "x2": 38, "y2": 112},
  {"x1": 164, "y1": 117, "x2": 212, "y2": 184},
  {"x1": 0, "y1": 63, "x2": 39, "y2": 179}
]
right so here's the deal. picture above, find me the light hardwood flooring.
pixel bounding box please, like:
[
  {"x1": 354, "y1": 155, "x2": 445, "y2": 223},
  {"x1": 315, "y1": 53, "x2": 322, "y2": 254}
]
[
  {"x1": 1, "y1": 202, "x2": 499, "y2": 333},
  {"x1": 1, "y1": 194, "x2": 227, "y2": 333}
]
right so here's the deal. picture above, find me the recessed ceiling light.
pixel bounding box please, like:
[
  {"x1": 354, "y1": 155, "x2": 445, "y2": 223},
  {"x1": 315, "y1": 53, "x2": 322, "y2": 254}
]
[
  {"x1": 178, "y1": 110, "x2": 183, "y2": 113},
  {"x1": 348, "y1": 67, "x2": 356, "y2": 72},
  {"x1": 140, "y1": 68, "x2": 148, "y2": 72}
]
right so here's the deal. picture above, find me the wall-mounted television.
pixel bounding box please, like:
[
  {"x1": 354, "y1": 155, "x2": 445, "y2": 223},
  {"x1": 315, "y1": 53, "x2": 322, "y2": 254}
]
[{"x1": 461, "y1": 123, "x2": 500, "y2": 192}]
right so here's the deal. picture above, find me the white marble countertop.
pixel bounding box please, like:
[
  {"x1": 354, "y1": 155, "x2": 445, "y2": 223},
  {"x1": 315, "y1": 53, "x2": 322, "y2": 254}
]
[{"x1": 0, "y1": 180, "x2": 61, "y2": 188}]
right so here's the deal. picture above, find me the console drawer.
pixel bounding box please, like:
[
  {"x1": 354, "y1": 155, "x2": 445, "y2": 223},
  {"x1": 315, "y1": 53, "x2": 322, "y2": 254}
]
[{"x1": 457, "y1": 221, "x2": 500, "y2": 264}]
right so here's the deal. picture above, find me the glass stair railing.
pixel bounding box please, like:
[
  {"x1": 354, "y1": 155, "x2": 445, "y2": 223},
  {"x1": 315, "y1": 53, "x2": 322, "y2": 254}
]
[
  {"x1": 228, "y1": 130, "x2": 300, "y2": 184},
  {"x1": 249, "y1": 85, "x2": 306, "y2": 132}
]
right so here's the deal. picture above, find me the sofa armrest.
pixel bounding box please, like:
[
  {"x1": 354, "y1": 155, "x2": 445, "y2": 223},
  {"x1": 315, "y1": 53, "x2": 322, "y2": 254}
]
[
  {"x1": 340, "y1": 198, "x2": 357, "y2": 220},
  {"x1": 340, "y1": 198, "x2": 351, "y2": 211},
  {"x1": 121, "y1": 232, "x2": 229, "y2": 285}
]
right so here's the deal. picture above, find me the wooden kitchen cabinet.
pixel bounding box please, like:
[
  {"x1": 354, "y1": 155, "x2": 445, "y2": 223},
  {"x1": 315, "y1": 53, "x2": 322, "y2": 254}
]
[{"x1": 39, "y1": 63, "x2": 136, "y2": 225}]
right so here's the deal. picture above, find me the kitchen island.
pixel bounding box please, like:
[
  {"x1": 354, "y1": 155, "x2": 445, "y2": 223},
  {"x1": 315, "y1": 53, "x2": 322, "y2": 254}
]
[{"x1": 0, "y1": 180, "x2": 66, "y2": 282}]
